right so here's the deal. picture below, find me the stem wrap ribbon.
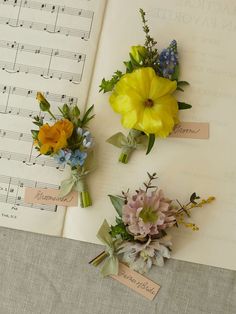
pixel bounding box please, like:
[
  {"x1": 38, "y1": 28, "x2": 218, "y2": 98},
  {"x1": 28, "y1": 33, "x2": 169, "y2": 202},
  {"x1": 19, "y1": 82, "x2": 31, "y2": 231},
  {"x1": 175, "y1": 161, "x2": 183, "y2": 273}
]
[
  {"x1": 96, "y1": 220, "x2": 120, "y2": 277},
  {"x1": 59, "y1": 169, "x2": 88, "y2": 198},
  {"x1": 107, "y1": 129, "x2": 148, "y2": 154}
]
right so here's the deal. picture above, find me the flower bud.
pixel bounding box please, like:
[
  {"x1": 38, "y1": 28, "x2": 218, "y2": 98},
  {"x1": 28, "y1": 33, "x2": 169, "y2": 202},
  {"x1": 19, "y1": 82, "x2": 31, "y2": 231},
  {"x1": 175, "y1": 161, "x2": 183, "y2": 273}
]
[{"x1": 130, "y1": 46, "x2": 147, "y2": 63}]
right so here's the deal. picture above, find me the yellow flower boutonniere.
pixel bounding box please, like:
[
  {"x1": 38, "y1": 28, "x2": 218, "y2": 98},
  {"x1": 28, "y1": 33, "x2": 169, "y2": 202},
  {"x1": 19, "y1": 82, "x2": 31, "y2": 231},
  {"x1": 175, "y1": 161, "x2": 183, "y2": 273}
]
[{"x1": 100, "y1": 9, "x2": 192, "y2": 164}]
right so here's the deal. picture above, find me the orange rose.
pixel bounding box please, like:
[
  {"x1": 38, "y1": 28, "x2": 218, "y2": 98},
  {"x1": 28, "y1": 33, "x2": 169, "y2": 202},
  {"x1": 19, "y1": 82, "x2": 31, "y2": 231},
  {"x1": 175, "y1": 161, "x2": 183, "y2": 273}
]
[
  {"x1": 38, "y1": 119, "x2": 73, "y2": 154},
  {"x1": 54, "y1": 119, "x2": 73, "y2": 138}
]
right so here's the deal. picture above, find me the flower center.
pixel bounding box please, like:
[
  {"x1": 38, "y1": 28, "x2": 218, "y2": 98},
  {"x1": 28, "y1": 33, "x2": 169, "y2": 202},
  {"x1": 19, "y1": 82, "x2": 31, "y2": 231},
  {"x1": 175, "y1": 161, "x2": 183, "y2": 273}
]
[
  {"x1": 144, "y1": 98, "x2": 154, "y2": 107},
  {"x1": 139, "y1": 207, "x2": 158, "y2": 223}
]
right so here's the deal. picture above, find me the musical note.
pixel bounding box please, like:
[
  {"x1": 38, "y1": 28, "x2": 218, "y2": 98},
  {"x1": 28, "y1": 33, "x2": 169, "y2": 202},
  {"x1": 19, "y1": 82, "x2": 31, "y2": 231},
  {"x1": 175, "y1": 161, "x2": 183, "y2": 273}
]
[
  {"x1": 0, "y1": 60, "x2": 82, "y2": 83},
  {"x1": 0, "y1": 174, "x2": 58, "y2": 211},
  {"x1": 0, "y1": 16, "x2": 91, "y2": 39},
  {"x1": 0, "y1": 40, "x2": 86, "y2": 62},
  {"x1": 0, "y1": 84, "x2": 78, "y2": 105},
  {"x1": 0, "y1": 149, "x2": 64, "y2": 169},
  {"x1": 0, "y1": 129, "x2": 32, "y2": 142},
  {"x1": 0, "y1": 0, "x2": 94, "y2": 19}
]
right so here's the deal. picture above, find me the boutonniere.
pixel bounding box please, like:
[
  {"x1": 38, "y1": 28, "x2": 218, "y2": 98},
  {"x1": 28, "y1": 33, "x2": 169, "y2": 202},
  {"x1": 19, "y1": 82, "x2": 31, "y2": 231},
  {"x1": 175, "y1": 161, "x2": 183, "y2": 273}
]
[
  {"x1": 90, "y1": 173, "x2": 215, "y2": 276},
  {"x1": 31, "y1": 93, "x2": 95, "y2": 208},
  {"x1": 100, "y1": 9, "x2": 192, "y2": 164}
]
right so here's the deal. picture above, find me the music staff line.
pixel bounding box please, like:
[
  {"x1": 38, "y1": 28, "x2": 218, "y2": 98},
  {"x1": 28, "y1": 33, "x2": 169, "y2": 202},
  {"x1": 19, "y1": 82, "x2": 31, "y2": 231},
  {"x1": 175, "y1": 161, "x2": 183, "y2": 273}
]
[
  {"x1": 0, "y1": 104, "x2": 60, "y2": 120},
  {"x1": 0, "y1": 0, "x2": 94, "y2": 19},
  {"x1": 0, "y1": 174, "x2": 58, "y2": 189},
  {"x1": 0, "y1": 149, "x2": 64, "y2": 169},
  {"x1": 0, "y1": 84, "x2": 78, "y2": 105},
  {"x1": 0, "y1": 194, "x2": 57, "y2": 211},
  {"x1": 0, "y1": 128, "x2": 32, "y2": 142},
  {"x1": 0, "y1": 174, "x2": 58, "y2": 211},
  {"x1": 0, "y1": 60, "x2": 82, "y2": 83},
  {"x1": 0, "y1": 40, "x2": 86, "y2": 63},
  {"x1": 0, "y1": 15, "x2": 91, "y2": 39}
]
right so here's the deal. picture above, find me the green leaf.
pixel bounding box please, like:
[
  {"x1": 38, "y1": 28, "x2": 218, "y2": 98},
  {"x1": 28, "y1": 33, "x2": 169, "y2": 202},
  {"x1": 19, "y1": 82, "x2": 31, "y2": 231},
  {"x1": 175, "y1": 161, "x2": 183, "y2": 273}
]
[
  {"x1": 31, "y1": 130, "x2": 39, "y2": 139},
  {"x1": 171, "y1": 65, "x2": 180, "y2": 81},
  {"x1": 190, "y1": 192, "x2": 200, "y2": 204},
  {"x1": 177, "y1": 87, "x2": 184, "y2": 92},
  {"x1": 146, "y1": 134, "x2": 155, "y2": 155},
  {"x1": 110, "y1": 223, "x2": 133, "y2": 241},
  {"x1": 81, "y1": 105, "x2": 94, "y2": 126},
  {"x1": 71, "y1": 105, "x2": 80, "y2": 117},
  {"x1": 178, "y1": 81, "x2": 190, "y2": 86},
  {"x1": 178, "y1": 102, "x2": 192, "y2": 110},
  {"x1": 108, "y1": 195, "x2": 125, "y2": 217}
]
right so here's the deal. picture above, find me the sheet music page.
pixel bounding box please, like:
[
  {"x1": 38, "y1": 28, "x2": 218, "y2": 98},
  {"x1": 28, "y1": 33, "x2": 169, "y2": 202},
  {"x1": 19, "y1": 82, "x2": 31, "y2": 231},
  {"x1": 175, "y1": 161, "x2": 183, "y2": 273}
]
[
  {"x1": 0, "y1": 0, "x2": 106, "y2": 235},
  {"x1": 63, "y1": 0, "x2": 236, "y2": 270}
]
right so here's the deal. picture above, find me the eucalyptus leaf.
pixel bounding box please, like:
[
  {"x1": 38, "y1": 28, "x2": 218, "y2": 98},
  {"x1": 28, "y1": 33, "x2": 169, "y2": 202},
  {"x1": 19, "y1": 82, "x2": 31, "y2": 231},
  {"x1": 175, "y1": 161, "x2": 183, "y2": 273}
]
[{"x1": 108, "y1": 195, "x2": 125, "y2": 217}]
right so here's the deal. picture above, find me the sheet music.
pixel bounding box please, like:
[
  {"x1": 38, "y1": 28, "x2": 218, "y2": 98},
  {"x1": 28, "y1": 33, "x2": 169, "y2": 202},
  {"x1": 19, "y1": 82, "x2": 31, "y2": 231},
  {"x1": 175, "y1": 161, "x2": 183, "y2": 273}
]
[
  {"x1": 0, "y1": 0, "x2": 107, "y2": 235},
  {"x1": 63, "y1": 0, "x2": 236, "y2": 271}
]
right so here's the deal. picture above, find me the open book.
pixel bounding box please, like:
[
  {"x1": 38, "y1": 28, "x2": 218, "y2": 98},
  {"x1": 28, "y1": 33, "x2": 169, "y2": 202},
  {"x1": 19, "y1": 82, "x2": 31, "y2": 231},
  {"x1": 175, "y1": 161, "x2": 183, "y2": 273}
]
[{"x1": 0, "y1": 0, "x2": 235, "y2": 271}]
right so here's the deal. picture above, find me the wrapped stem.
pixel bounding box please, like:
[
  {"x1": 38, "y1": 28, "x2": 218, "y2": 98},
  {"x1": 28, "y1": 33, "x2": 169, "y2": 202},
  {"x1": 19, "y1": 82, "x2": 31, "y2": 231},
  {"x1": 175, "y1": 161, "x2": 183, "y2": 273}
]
[
  {"x1": 78, "y1": 176, "x2": 92, "y2": 208},
  {"x1": 118, "y1": 129, "x2": 143, "y2": 164},
  {"x1": 89, "y1": 251, "x2": 108, "y2": 267}
]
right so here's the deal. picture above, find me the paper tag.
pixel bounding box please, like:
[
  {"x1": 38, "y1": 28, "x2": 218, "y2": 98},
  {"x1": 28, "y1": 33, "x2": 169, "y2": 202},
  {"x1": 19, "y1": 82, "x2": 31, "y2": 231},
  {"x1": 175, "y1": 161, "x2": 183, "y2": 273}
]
[
  {"x1": 111, "y1": 263, "x2": 160, "y2": 301},
  {"x1": 169, "y1": 122, "x2": 209, "y2": 139},
  {"x1": 24, "y1": 188, "x2": 78, "y2": 207}
]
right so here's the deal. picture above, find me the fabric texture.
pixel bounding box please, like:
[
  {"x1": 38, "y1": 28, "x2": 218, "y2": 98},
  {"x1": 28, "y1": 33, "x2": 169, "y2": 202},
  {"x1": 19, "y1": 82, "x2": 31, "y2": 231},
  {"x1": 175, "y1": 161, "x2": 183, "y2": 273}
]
[{"x1": 0, "y1": 227, "x2": 235, "y2": 314}]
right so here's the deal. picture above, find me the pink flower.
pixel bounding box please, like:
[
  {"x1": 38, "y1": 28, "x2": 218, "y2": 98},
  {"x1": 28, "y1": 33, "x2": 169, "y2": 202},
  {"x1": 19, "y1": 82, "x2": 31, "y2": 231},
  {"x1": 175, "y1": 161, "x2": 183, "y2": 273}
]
[{"x1": 122, "y1": 189, "x2": 176, "y2": 238}]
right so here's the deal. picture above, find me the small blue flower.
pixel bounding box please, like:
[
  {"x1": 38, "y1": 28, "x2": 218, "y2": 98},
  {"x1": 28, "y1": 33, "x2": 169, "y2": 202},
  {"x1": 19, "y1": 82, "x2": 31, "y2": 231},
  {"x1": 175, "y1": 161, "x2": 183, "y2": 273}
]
[
  {"x1": 82, "y1": 130, "x2": 93, "y2": 148},
  {"x1": 54, "y1": 149, "x2": 71, "y2": 166},
  {"x1": 76, "y1": 127, "x2": 83, "y2": 136},
  {"x1": 158, "y1": 40, "x2": 178, "y2": 79},
  {"x1": 69, "y1": 149, "x2": 87, "y2": 167}
]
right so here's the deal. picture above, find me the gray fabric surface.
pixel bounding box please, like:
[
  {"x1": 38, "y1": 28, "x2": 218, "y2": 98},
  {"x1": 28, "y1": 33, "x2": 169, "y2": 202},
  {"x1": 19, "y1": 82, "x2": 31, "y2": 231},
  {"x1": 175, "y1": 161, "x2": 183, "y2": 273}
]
[{"x1": 0, "y1": 227, "x2": 235, "y2": 314}]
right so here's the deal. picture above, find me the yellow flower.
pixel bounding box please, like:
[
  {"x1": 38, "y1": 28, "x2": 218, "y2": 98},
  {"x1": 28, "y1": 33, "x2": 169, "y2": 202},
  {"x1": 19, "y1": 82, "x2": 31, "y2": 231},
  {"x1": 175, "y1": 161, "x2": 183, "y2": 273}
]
[
  {"x1": 38, "y1": 119, "x2": 73, "y2": 154},
  {"x1": 110, "y1": 67, "x2": 178, "y2": 137},
  {"x1": 130, "y1": 46, "x2": 147, "y2": 63}
]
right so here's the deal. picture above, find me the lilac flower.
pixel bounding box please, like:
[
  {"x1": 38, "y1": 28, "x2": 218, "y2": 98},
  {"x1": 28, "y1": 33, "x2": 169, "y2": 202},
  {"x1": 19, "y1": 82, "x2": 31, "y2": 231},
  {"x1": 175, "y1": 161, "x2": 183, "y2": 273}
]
[
  {"x1": 118, "y1": 236, "x2": 172, "y2": 274},
  {"x1": 122, "y1": 189, "x2": 176, "y2": 239},
  {"x1": 158, "y1": 40, "x2": 178, "y2": 79},
  {"x1": 54, "y1": 149, "x2": 71, "y2": 166},
  {"x1": 69, "y1": 149, "x2": 87, "y2": 167}
]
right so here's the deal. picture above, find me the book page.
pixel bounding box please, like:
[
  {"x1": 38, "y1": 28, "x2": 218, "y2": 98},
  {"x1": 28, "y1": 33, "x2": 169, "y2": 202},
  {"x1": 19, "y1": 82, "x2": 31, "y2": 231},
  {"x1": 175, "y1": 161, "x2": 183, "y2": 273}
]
[
  {"x1": 63, "y1": 0, "x2": 236, "y2": 271},
  {"x1": 0, "y1": 0, "x2": 107, "y2": 236}
]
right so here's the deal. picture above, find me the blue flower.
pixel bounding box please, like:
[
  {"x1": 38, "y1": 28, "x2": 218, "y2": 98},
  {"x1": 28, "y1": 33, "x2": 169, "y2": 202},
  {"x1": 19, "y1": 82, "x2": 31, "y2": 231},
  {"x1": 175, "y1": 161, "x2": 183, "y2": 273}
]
[
  {"x1": 54, "y1": 149, "x2": 71, "y2": 166},
  {"x1": 76, "y1": 127, "x2": 83, "y2": 136},
  {"x1": 158, "y1": 40, "x2": 178, "y2": 79},
  {"x1": 69, "y1": 149, "x2": 87, "y2": 167},
  {"x1": 82, "y1": 130, "x2": 93, "y2": 148}
]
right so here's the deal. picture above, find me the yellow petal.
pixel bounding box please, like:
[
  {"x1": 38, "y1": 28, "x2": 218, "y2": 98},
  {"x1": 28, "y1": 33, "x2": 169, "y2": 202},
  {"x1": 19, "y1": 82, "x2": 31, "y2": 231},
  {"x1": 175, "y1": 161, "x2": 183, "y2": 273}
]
[
  {"x1": 121, "y1": 110, "x2": 139, "y2": 129},
  {"x1": 149, "y1": 76, "x2": 177, "y2": 101},
  {"x1": 40, "y1": 143, "x2": 50, "y2": 155}
]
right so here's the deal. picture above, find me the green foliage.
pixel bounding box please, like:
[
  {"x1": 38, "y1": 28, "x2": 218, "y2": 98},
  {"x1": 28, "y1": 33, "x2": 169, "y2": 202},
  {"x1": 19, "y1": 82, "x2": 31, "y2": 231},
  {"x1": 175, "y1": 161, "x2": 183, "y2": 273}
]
[
  {"x1": 32, "y1": 115, "x2": 44, "y2": 127},
  {"x1": 190, "y1": 192, "x2": 201, "y2": 205},
  {"x1": 146, "y1": 134, "x2": 155, "y2": 155},
  {"x1": 110, "y1": 218, "x2": 134, "y2": 241},
  {"x1": 108, "y1": 195, "x2": 125, "y2": 217},
  {"x1": 99, "y1": 71, "x2": 123, "y2": 93},
  {"x1": 178, "y1": 102, "x2": 192, "y2": 110},
  {"x1": 139, "y1": 9, "x2": 159, "y2": 71}
]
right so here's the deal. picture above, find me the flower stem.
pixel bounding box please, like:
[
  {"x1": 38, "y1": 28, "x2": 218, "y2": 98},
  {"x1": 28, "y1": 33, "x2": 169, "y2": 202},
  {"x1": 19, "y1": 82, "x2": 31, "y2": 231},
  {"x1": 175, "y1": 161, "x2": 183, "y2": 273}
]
[
  {"x1": 80, "y1": 191, "x2": 92, "y2": 208},
  {"x1": 89, "y1": 251, "x2": 108, "y2": 267},
  {"x1": 48, "y1": 109, "x2": 57, "y2": 120},
  {"x1": 119, "y1": 151, "x2": 130, "y2": 164}
]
